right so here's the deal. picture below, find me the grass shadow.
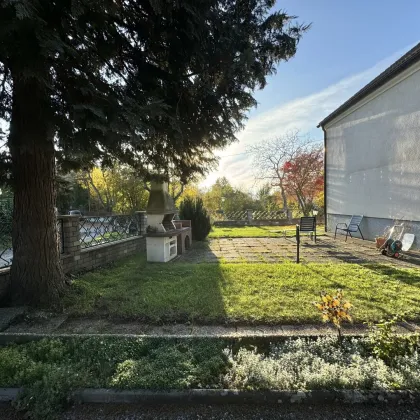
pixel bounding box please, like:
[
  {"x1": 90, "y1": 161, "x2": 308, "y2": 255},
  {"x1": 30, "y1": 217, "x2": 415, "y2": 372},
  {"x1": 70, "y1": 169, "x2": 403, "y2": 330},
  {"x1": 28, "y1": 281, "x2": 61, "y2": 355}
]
[
  {"x1": 361, "y1": 263, "x2": 420, "y2": 287},
  {"x1": 303, "y1": 260, "x2": 420, "y2": 322},
  {"x1": 64, "y1": 252, "x2": 228, "y2": 325}
]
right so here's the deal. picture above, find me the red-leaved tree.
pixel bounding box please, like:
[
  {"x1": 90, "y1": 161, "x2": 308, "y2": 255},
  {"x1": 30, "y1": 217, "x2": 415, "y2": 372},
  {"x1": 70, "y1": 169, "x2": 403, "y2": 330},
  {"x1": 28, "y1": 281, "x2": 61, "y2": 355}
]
[
  {"x1": 248, "y1": 130, "x2": 313, "y2": 221},
  {"x1": 283, "y1": 147, "x2": 324, "y2": 216}
]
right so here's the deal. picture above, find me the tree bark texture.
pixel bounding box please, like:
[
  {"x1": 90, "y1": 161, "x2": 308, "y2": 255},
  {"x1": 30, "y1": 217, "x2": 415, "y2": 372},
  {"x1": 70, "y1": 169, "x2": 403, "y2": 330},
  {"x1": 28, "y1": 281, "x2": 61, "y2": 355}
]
[{"x1": 8, "y1": 74, "x2": 65, "y2": 307}]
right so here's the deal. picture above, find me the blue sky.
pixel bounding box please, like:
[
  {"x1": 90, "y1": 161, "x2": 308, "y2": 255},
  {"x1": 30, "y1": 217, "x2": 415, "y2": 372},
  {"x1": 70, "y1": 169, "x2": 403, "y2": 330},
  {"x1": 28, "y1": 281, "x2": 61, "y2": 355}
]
[{"x1": 202, "y1": 0, "x2": 420, "y2": 189}]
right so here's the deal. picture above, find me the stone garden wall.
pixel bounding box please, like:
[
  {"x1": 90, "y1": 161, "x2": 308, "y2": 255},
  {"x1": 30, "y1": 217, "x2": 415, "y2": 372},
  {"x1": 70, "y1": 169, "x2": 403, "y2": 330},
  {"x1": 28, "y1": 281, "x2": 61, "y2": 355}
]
[{"x1": 0, "y1": 214, "x2": 147, "y2": 303}]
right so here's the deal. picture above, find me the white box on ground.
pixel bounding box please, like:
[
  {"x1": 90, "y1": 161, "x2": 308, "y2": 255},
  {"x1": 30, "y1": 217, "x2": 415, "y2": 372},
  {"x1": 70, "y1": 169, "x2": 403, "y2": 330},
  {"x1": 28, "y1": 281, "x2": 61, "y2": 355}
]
[{"x1": 146, "y1": 236, "x2": 177, "y2": 262}]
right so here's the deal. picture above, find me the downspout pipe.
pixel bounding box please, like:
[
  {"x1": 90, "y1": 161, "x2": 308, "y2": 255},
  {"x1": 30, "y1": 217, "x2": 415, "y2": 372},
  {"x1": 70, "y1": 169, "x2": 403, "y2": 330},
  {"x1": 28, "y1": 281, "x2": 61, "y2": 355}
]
[{"x1": 321, "y1": 126, "x2": 327, "y2": 232}]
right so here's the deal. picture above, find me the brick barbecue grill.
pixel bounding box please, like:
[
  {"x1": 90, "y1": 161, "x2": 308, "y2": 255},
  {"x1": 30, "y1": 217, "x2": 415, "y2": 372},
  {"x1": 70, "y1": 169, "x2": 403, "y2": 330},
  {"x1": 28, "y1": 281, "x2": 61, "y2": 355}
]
[{"x1": 146, "y1": 182, "x2": 183, "y2": 262}]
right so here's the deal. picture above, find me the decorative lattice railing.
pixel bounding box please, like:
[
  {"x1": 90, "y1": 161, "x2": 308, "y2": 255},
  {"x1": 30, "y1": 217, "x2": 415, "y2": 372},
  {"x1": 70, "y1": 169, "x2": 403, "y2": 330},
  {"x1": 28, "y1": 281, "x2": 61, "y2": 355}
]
[
  {"x1": 0, "y1": 198, "x2": 12, "y2": 268},
  {"x1": 79, "y1": 215, "x2": 143, "y2": 249},
  {"x1": 252, "y1": 210, "x2": 287, "y2": 220},
  {"x1": 212, "y1": 210, "x2": 287, "y2": 222},
  {"x1": 212, "y1": 211, "x2": 248, "y2": 221}
]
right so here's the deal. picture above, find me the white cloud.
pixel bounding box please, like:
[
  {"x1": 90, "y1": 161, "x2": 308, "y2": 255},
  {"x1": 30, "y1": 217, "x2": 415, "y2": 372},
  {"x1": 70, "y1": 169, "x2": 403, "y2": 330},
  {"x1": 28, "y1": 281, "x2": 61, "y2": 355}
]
[{"x1": 200, "y1": 44, "x2": 415, "y2": 190}]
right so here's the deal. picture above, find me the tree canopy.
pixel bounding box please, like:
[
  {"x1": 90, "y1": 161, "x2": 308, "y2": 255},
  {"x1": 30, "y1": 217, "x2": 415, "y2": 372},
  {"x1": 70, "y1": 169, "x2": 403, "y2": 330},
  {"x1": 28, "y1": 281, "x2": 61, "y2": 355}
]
[
  {"x1": 202, "y1": 177, "x2": 258, "y2": 216},
  {"x1": 1, "y1": 0, "x2": 308, "y2": 180},
  {"x1": 0, "y1": 0, "x2": 308, "y2": 305},
  {"x1": 79, "y1": 165, "x2": 149, "y2": 214},
  {"x1": 283, "y1": 146, "x2": 323, "y2": 215}
]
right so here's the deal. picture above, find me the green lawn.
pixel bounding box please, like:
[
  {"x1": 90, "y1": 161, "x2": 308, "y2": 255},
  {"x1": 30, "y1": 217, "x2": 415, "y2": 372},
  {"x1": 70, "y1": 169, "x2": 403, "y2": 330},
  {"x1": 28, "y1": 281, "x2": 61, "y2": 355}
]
[
  {"x1": 209, "y1": 225, "x2": 325, "y2": 238},
  {"x1": 64, "y1": 255, "x2": 420, "y2": 324},
  {"x1": 208, "y1": 225, "x2": 297, "y2": 238}
]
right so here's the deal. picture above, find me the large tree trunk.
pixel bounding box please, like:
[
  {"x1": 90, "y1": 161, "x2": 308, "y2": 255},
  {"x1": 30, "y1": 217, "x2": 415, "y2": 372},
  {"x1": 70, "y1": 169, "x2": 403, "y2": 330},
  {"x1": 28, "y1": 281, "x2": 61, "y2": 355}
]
[
  {"x1": 8, "y1": 74, "x2": 65, "y2": 307},
  {"x1": 296, "y1": 191, "x2": 309, "y2": 216}
]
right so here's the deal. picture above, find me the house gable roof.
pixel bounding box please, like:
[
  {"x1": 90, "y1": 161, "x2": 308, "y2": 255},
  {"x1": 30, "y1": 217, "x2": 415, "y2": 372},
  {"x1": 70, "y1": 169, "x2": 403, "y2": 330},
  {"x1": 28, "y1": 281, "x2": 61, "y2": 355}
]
[{"x1": 318, "y1": 42, "x2": 420, "y2": 128}]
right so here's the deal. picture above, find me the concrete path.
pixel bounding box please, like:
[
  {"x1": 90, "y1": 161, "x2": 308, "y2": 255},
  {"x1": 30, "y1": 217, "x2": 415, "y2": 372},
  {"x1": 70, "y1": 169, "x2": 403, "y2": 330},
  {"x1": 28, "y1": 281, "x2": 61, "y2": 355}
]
[
  {"x1": 1, "y1": 308, "x2": 419, "y2": 338},
  {"x1": 53, "y1": 319, "x2": 419, "y2": 337}
]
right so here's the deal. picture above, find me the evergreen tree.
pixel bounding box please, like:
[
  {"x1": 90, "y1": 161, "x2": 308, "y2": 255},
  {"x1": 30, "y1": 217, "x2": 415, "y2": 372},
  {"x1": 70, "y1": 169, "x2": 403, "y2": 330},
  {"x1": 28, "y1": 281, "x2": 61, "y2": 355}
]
[
  {"x1": 179, "y1": 197, "x2": 211, "y2": 241},
  {"x1": 0, "y1": 0, "x2": 308, "y2": 305}
]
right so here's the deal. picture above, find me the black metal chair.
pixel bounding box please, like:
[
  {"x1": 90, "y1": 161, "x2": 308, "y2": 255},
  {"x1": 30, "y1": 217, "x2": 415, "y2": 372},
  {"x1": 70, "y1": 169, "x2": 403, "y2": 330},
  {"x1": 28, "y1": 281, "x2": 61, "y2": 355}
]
[
  {"x1": 300, "y1": 216, "x2": 317, "y2": 243},
  {"x1": 334, "y1": 215, "x2": 364, "y2": 241}
]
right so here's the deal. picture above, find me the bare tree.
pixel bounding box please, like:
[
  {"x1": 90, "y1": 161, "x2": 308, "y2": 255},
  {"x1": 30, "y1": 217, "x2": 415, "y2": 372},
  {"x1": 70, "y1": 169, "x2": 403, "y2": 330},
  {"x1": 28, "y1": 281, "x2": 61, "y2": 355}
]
[{"x1": 248, "y1": 130, "x2": 314, "y2": 220}]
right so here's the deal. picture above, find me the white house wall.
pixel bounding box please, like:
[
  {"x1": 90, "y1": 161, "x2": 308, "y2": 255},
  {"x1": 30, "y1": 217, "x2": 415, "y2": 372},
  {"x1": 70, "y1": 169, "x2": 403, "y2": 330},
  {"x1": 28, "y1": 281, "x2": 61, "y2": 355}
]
[{"x1": 325, "y1": 63, "x2": 420, "y2": 239}]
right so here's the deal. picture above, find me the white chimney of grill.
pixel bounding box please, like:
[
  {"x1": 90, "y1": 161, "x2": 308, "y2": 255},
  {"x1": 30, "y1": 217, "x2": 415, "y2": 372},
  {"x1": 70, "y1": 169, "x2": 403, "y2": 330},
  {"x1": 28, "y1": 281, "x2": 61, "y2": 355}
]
[{"x1": 146, "y1": 181, "x2": 179, "y2": 262}]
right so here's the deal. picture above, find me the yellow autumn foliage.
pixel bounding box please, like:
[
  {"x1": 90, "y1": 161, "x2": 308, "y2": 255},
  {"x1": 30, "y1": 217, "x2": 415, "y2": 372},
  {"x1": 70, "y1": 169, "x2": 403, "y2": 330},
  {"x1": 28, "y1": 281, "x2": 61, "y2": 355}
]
[{"x1": 314, "y1": 289, "x2": 353, "y2": 331}]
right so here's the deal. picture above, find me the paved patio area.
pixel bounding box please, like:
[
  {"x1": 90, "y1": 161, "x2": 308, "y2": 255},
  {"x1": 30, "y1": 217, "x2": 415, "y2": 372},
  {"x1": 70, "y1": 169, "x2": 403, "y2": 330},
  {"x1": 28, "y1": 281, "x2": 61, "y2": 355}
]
[{"x1": 177, "y1": 233, "x2": 420, "y2": 267}]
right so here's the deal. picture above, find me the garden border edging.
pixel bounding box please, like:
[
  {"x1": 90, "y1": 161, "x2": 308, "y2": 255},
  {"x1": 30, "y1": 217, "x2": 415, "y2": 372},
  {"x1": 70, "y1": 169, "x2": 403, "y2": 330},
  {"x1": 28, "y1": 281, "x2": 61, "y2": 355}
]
[
  {"x1": 1, "y1": 388, "x2": 420, "y2": 406},
  {"x1": 0, "y1": 332, "x2": 369, "y2": 346}
]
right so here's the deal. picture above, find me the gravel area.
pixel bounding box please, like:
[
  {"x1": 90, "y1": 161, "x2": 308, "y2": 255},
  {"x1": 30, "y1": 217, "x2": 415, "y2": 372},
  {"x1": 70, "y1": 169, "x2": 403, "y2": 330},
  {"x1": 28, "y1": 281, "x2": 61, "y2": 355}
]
[
  {"x1": 4, "y1": 403, "x2": 416, "y2": 420},
  {"x1": 0, "y1": 405, "x2": 25, "y2": 420},
  {"x1": 61, "y1": 403, "x2": 420, "y2": 419},
  {"x1": 3, "y1": 402, "x2": 420, "y2": 419}
]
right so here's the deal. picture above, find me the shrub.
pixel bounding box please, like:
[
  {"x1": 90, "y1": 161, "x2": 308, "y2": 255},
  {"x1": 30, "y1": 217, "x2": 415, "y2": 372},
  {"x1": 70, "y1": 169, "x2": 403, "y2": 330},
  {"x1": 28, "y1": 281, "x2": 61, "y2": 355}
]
[
  {"x1": 0, "y1": 338, "x2": 229, "y2": 420},
  {"x1": 314, "y1": 289, "x2": 352, "y2": 342},
  {"x1": 4, "y1": 336, "x2": 420, "y2": 419},
  {"x1": 223, "y1": 337, "x2": 417, "y2": 391},
  {"x1": 14, "y1": 366, "x2": 82, "y2": 420},
  {"x1": 179, "y1": 197, "x2": 211, "y2": 241},
  {"x1": 367, "y1": 315, "x2": 420, "y2": 365},
  {"x1": 111, "y1": 340, "x2": 228, "y2": 389}
]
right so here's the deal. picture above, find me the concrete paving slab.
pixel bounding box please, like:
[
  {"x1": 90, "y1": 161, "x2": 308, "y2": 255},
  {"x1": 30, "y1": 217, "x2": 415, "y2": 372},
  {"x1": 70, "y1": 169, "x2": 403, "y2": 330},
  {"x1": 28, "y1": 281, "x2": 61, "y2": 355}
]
[
  {"x1": 281, "y1": 324, "x2": 325, "y2": 336},
  {"x1": 99, "y1": 322, "x2": 153, "y2": 335},
  {"x1": 5, "y1": 313, "x2": 68, "y2": 334},
  {"x1": 55, "y1": 318, "x2": 112, "y2": 334},
  {"x1": 177, "y1": 234, "x2": 420, "y2": 267},
  {"x1": 0, "y1": 307, "x2": 26, "y2": 332}
]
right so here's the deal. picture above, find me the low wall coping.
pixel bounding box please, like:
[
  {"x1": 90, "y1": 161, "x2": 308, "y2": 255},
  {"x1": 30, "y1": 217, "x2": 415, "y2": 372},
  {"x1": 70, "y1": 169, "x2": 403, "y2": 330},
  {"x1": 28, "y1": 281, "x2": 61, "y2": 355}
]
[
  {"x1": 0, "y1": 267, "x2": 10, "y2": 275},
  {"x1": 0, "y1": 236, "x2": 145, "y2": 276}
]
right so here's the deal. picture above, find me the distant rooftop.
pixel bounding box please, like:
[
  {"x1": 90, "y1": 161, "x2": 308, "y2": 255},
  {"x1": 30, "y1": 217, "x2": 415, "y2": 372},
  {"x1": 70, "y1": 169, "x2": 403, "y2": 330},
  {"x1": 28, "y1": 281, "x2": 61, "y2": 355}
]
[{"x1": 318, "y1": 42, "x2": 420, "y2": 128}]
